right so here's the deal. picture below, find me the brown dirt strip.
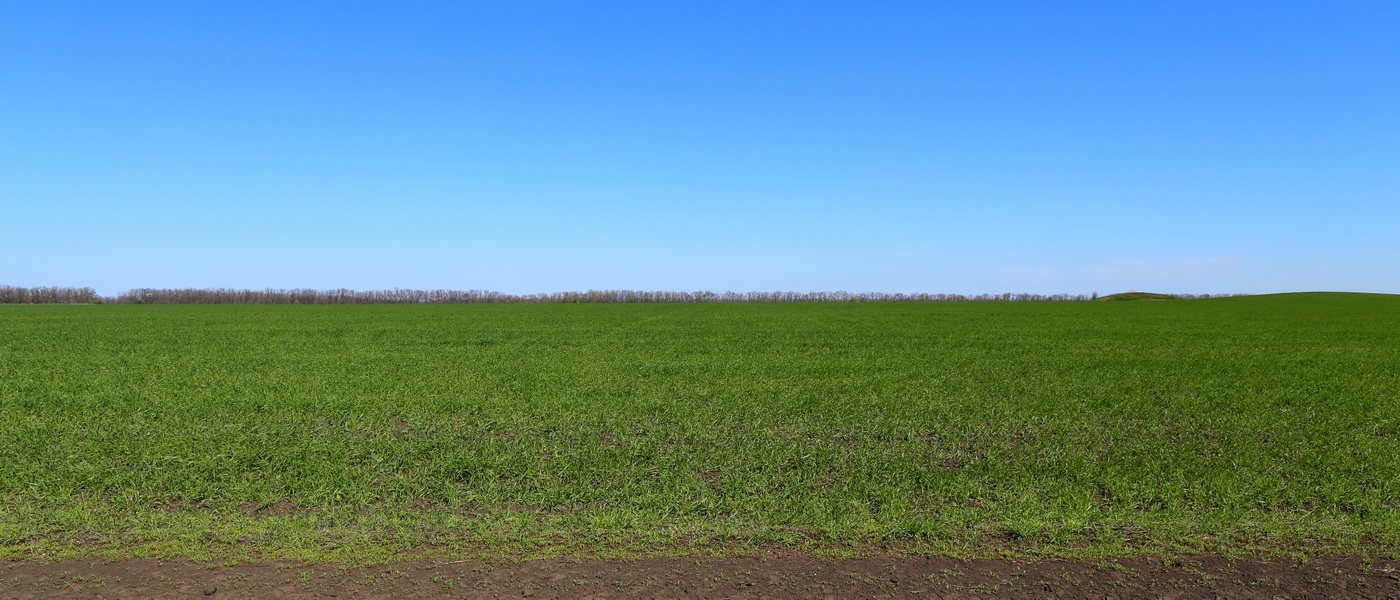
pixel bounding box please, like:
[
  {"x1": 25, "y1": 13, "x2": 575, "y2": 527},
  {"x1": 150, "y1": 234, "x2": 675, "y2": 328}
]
[{"x1": 2, "y1": 554, "x2": 1397, "y2": 599}]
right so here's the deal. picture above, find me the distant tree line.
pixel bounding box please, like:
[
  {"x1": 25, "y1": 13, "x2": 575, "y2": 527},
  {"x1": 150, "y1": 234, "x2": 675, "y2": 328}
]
[
  {"x1": 117, "y1": 288, "x2": 1115, "y2": 304},
  {"x1": 0, "y1": 285, "x2": 101, "y2": 304},
  {"x1": 1, "y1": 285, "x2": 1243, "y2": 304}
]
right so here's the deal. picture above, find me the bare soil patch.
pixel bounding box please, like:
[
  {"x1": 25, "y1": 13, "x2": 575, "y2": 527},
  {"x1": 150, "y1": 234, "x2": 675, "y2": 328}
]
[{"x1": 3, "y1": 554, "x2": 1397, "y2": 599}]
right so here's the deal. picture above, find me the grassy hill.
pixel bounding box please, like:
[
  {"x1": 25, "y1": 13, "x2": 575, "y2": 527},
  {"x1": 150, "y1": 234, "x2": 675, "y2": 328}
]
[{"x1": 1097, "y1": 291, "x2": 1178, "y2": 300}]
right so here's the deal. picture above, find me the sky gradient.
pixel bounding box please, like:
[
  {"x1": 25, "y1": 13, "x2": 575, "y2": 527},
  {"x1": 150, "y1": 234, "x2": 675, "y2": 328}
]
[{"x1": 3, "y1": 1, "x2": 1397, "y2": 296}]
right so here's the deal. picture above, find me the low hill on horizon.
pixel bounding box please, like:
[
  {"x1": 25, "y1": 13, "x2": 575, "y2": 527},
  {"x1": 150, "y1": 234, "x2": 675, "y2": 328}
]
[{"x1": 1097, "y1": 291, "x2": 1179, "y2": 300}]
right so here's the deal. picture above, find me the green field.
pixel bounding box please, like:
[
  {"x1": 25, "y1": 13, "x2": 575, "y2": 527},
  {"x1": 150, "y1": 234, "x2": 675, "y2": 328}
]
[{"x1": 1, "y1": 293, "x2": 1396, "y2": 562}]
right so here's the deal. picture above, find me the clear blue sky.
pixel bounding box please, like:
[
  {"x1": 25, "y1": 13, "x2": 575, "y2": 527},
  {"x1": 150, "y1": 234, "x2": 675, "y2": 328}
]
[{"x1": 3, "y1": 1, "x2": 1397, "y2": 296}]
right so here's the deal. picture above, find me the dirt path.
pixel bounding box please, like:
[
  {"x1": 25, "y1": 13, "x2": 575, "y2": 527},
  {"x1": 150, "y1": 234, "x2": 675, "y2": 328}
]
[{"x1": 3, "y1": 554, "x2": 1397, "y2": 599}]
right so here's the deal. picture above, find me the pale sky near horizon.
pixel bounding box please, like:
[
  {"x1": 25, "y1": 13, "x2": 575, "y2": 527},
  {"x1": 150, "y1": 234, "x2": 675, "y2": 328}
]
[{"x1": 3, "y1": 1, "x2": 1397, "y2": 297}]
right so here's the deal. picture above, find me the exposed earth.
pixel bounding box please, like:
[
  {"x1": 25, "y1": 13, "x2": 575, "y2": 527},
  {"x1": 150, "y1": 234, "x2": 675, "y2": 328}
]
[{"x1": 3, "y1": 554, "x2": 1397, "y2": 599}]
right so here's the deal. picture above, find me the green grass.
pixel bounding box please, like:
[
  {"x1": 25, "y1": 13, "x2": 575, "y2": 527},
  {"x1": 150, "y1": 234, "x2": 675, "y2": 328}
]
[{"x1": 1, "y1": 293, "x2": 1397, "y2": 562}]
